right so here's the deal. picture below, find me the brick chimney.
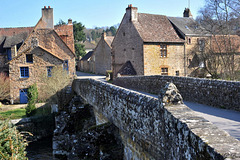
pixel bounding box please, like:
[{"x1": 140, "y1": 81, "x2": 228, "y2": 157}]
[
  {"x1": 126, "y1": 4, "x2": 138, "y2": 22},
  {"x1": 42, "y1": 6, "x2": 54, "y2": 29},
  {"x1": 183, "y1": 8, "x2": 193, "y2": 18}
]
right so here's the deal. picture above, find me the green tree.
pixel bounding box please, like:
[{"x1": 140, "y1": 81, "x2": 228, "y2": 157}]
[
  {"x1": 56, "y1": 19, "x2": 66, "y2": 26},
  {"x1": 0, "y1": 120, "x2": 28, "y2": 160},
  {"x1": 26, "y1": 83, "x2": 38, "y2": 117},
  {"x1": 73, "y1": 21, "x2": 86, "y2": 42},
  {"x1": 75, "y1": 43, "x2": 86, "y2": 59},
  {"x1": 109, "y1": 26, "x2": 117, "y2": 36},
  {"x1": 73, "y1": 21, "x2": 87, "y2": 59},
  {"x1": 91, "y1": 30, "x2": 97, "y2": 41}
]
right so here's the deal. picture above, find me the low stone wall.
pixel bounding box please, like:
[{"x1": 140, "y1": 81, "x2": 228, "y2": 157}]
[
  {"x1": 72, "y1": 79, "x2": 240, "y2": 159},
  {"x1": 113, "y1": 75, "x2": 240, "y2": 111}
]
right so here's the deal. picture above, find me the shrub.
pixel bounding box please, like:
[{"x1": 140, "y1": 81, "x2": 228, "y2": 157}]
[
  {"x1": 0, "y1": 119, "x2": 28, "y2": 159},
  {"x1": 0, "y1": 72, "x2": 9, "y2": 101},
  {"x1": 26, "y1": 84, "x2": 38, "y2": 117}
]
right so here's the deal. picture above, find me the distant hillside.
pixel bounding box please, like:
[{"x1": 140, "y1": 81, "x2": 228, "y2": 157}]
[{"x1": 83, "y1": 25, "x2": 119, "y2": 45}]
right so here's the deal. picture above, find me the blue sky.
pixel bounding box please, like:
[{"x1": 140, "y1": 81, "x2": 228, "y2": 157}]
[{"x1": 0, "y1": 0, "x2": 205, "y2": 29}]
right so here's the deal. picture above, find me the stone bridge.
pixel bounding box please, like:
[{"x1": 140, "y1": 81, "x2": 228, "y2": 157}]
[{"x1": 72, "y1": 78, "x2": 240, "y2": 160}]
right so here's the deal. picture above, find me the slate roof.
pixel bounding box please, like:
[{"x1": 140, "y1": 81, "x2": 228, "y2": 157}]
[
  {"x1": 133, "y1": 13, "x2": 184, "y2": 43},
  {"x1": 3, "y1": 32, "x2": 28, "y2": 48},
  {"x1": 117, "y1": 61, "x2": 137, "y2": 75},
  {"x1": 168, "y1": 17, "x2": 210, "y2": 36},
  {"x1": 81, "y1": 51, "x2": 94, "y2": 61}
]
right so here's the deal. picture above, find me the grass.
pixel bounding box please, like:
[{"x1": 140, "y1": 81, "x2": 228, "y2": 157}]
[
  {"x1": 0, "y1": 104, "x2": 52, "y2": 120},
  {"x1": 0, "y1": 109, "x2": 27, "y2": 120}
]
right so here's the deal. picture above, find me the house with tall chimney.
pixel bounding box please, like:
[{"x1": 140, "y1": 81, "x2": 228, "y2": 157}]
[
  {"x1": 0, "y1": 6, "x2": 75, "y2": 103},
  {"x1": 112, "y1": 5, "x2": 185, "y2": 79},
  {"x1": 112, "y1": 5, "x2": 214, "y2": 79}
]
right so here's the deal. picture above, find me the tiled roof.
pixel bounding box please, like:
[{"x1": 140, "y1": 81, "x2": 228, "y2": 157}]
[
  {"x1": 81, "y1": 51, "x2": 94, "y2": 61},
  {"x1": 105, "y1": 36, "x2": 114, "y2": 47},
  {"x1": 3, "y1": 32, "x2": 28, "y2": 48},
  {"x1": 168, "y1": 17, "x2": 210, "y2": 36},
  {"x1": 134, "y1": 13, "x2": 184, "y2": 43},
  {"x1": 0, "y1": 27, "x2": 33, "y2": 37}
]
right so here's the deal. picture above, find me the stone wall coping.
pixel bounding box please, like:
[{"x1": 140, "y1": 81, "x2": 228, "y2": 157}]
[{"x1": 73, "y1": 78, "x2": 240, "y2": 159}]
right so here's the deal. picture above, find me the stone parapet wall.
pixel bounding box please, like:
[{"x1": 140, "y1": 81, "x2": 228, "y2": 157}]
[
  {"x1": 72, "y1": 79, "x2": 240, "y2": 159},
  {"x1": 114, "y1": 75, "x2": 240, "y2": 111}
]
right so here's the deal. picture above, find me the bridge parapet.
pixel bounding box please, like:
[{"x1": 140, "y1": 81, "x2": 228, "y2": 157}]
[
  {"x1": 72, "y1": 78, "x2": 240, "y2": 159},
  {"x1": 114, "y1": 75, "x2": 240, "y2": 111}
]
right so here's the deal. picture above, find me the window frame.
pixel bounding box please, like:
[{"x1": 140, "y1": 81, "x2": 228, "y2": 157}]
[
  {"x1": 161, "y1": 67, "x2": 168, "y2": 75},
  {"x1": 160, "y1": 44, "x2": 167, "y2": 58},
  {"x1": 26, "y1": 54, "x2": 33, "y2": 63},
  {"x1": 63, "y1": 60, "x2": 69, "y2": 72},
  {"x1": 20, "y1": 67, "x2": 29, "y2": 78},
  {"x1": 47, "y1": 66, "x2": 53, "y2": 77}
]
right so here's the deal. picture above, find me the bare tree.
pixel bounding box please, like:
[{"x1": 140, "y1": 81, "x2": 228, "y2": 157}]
[
  {"x1": 0, "y1": 73, "x2": 9, "y2": 101},
  {"x1": 192, "y1": 0, "x2": 240, "y2": 80},
  {"x1": 39, "y1": 66, "x2": 73, "y2": 109}
]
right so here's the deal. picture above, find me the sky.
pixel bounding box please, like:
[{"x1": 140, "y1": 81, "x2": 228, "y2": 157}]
[{"x1": 0, "y1": 0, "x2": 205, "y2": 29}]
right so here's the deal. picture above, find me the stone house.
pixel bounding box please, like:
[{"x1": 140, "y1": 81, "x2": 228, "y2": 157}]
[
  {"x1": 168, "y1": 9, "x2": 211, "y2": 76},
  {"x1": 0, "y1": 6, "x2": 75, "y2": 103},
  {"x1": 92, "y1": 33, "x2": 113, "y2": 75},
  {"x1": 78, "y1": 51, "x2": 94, "y2": 73},
  {"x1": 112, "y1": 5, "x2": 185, "y2": 79}
]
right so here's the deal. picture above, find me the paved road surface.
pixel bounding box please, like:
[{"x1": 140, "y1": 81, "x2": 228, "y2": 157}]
[
  {"x1": 76, "y1": 71, "x2": 106, "y2": 80},
  {"x1": 76, "y1": 72, "x2": 240, "y2": 140}
]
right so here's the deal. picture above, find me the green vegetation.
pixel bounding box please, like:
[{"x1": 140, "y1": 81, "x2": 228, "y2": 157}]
[
  {"x1": 0, "y1": 119, "x2": 28, "y2": 159},
  {"x1": 26, "y1": 84, "x2": 38, "y2": 117},
  {"x1": 73, "y1": 21, "x2": 86, "y2": 59},
  {"x1": 0, "y1": 109, "x2": 26, "y2": 120}
]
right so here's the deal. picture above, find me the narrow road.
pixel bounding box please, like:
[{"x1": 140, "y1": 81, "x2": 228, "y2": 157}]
[
  {"x1": 76, "y1": 71, "x2": 106, "y2": 80},
  {"x1": 76, "y1": 72, "x2": 240, "y2": 140}
]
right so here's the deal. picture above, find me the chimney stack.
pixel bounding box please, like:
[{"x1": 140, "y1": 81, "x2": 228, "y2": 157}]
[
  {"x1": 68, "y1": 18, "x2": 73, "y2": 25},
  {"x1": 183, "y1": 8, "x2": 193, "y2": 18},
  {"x1": 42, "y1": 6, "x2": 54, "y2": 29},
  {"x1": 126, "y1": 4, "x2": 138, "y2": 22}
]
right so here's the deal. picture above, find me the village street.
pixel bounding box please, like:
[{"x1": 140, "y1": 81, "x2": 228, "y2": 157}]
[{"x1": 76, "y1": 71, "x2": 240, "y2": 140}]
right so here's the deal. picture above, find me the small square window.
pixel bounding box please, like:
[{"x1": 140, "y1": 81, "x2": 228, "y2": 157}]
[
  {"x1": 47, "y1": 66, "x2": 53, "y2": 77},
  {"x1": 20, "y1": 67, "x2": 29, "y2": 78},
  {"x1": 176, "y1": 71, "x2": 179, "y2": 76},
  {"x1": 161, "y1": 68, "x2": 168, "y2": 75},
  {"x1": 26, "y1": 54, "x2": 33, "y2": 63}
]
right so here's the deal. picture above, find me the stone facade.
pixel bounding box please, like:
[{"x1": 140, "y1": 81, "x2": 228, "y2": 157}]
[
  {"x1": 114, "y1": 75, "x2": 240, "y2": 111},
  {"x1": 7, "y1": 7, "x2": 75, "y2": 103},
  {"x1": 112, "y1": 5, "x2": 185, "y2": 79},
  {"x1": 93, "y1": 33, "x2": 113, "y2": 75},
  {"x1": 73, "y1": 78, "x2": 240, "y2": 159},
  {"x1": 143, "y1": 43, "x2": 185, "y2": 76}
]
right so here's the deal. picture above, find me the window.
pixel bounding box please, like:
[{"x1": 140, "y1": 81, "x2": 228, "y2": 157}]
[
  {"x1": 47, "y1": 66, "x2": 53, "y2": 77},
  {"x1": 176, "y1": 71, "x2": 179, "y2": 76},
  {"x1": 160, "y1": 44, "x2": 167, "y2": 57},
  {"x1": 63, "y1": 60, "x2": 69, "y2": 72},
  {"x1": 7, "y1": 49, "x2": 12, "y2": 60},
  {"x1": 161, "y1": 68, "x2": 168, "y2": 75},
  {"x1": 198, "y1": 39, "x2": 205, "y2": 51},
  {"x1": 20, "y1": 67, "x2": 29, "y2": 78},
  {"x1": 26, "y1": 54, "x2": 33, "y2": 63},
  {"x1": 188, "y1": 38, "x2": 191, "y2": 44}
]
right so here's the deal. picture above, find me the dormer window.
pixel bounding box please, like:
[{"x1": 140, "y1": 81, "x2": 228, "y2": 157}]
[
  {"x1": 160, "y1": 44, "x2": 167, "y2": 57},
  {"x1": 26, "y1": 54, "x2": 33, "y2": 63}
]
